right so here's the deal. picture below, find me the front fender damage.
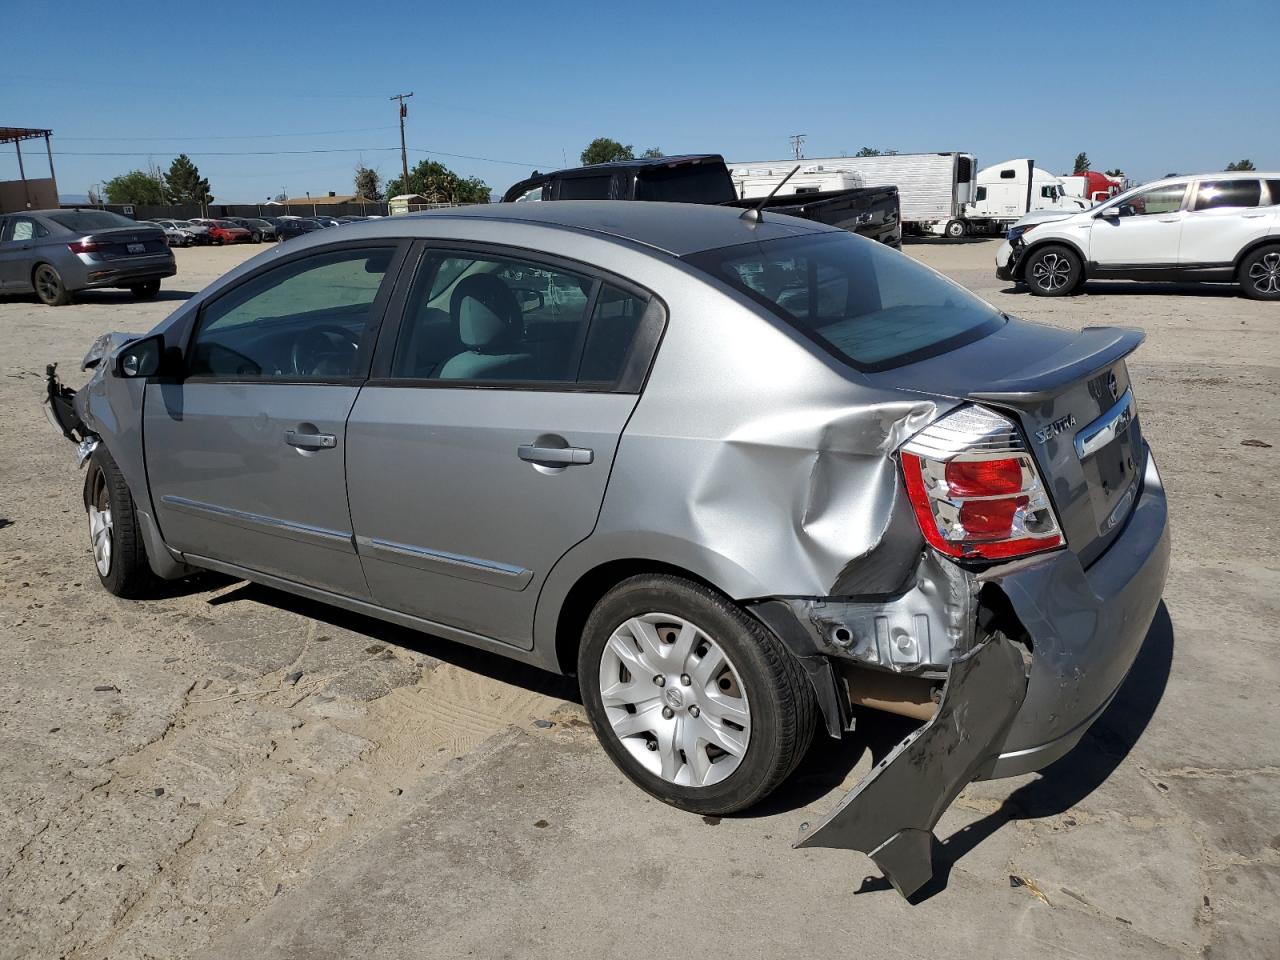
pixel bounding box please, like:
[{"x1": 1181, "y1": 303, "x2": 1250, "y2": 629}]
[{"x1": 794, "y1": 631, "x2": 1029, "y2": 898}]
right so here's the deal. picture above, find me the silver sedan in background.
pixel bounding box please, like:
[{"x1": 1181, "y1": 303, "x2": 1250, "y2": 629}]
[
  {"x1": 42, "y1": 202, "x2": 1169, "y2": 897},
  {"x1": 0, "y1": 208, "x2": 175, "y2": 305}
]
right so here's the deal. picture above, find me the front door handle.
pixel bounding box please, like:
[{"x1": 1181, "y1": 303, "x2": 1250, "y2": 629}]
[
  {"x1": 518, "y1": 443, "x2": 593, "y2": 466},
  {"x1": 285, "y1": 430, "x2": 337, "y2": 450}
]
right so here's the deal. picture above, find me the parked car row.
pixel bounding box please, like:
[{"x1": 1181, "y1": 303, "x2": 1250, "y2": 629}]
[{"x1": 141, "y1": 214, "x2": 377, "y2": 246}]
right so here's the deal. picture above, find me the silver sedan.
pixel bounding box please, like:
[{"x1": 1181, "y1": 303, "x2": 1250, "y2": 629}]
[
  {"x1": 0, "y1": 208, "x2": 175, "y2": 305},
  {"x1": 43, "y1": 201, "x2": 1169, "y2": 897}
]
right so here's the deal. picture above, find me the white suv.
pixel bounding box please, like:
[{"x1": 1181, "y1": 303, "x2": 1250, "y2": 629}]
[{"x1": 996, "y1": 172, "x2": 1280, "y2": 300}]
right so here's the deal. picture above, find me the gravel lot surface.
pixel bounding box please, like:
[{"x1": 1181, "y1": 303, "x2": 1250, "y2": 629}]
[{"x1": 1, "y1": 237, "x2": 1277, "y2": 959}]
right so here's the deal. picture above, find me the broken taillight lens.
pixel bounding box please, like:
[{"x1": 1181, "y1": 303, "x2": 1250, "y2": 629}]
[{"x1": 901, "y1": 405, "x2": 1064, "y2": 561}]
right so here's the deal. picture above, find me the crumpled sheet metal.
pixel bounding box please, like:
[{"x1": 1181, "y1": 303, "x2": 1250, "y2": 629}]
[
  {"x1": 620, "y1": 397, "x2": 944, "y2": 600},
  {"x1": 791, "y1": 550, "x2": 978, "y2": 672},
  {"x1": 794, "y1": 632, "x2": 1030, "y2": 899}
]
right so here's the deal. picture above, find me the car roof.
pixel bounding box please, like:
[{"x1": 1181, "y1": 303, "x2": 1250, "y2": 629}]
[{"x1": 394, "y1": 200, "x2": 836, "y2": 257}]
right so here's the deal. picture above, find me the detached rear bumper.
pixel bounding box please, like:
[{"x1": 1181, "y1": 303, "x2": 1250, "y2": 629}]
[
  {"x1": 982, "y1": 451, "x2": 1170, "y2": 776},
  {"x1": 789, "y1": 451, "x2": 1169, "y2": 898}
]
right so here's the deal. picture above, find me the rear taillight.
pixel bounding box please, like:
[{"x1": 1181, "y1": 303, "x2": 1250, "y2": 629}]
[
  {"x1": 900, "y1": 405, "x2": 1063, "y2": 561},
  {"x1": 68, "y1": 239, "x2": 105, "y2": 254}
]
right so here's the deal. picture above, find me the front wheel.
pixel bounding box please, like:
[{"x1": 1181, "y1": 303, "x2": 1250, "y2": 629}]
[
  {"x1": 1025, "y1": 244, "x2": 1083, "y2": 296},
  {"x1": 1240, "y1": 245, "x2": 1280, "y2": 301},
  {"x1": 86, "y1": 448, "x2": 157, "y2": 598},
  {"x1": 578, "y1": 574, "x2": 816, "y2": 815},
  {"x1": 945, "y1": 219, "x2": 967, "y2": 239}
]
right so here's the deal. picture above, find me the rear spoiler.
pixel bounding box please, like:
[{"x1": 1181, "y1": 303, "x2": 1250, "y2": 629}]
[{"x1": 969, "y1": 327, "x2": 1145, "y2": 405}]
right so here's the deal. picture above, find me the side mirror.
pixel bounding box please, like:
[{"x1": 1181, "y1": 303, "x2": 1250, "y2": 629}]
[
  {"x1": 1096, "y1": 206, "x2": 1121, "y2": 220},
  {"x1": 115, "y1": 334, "x2": 165, "y2": 378}
]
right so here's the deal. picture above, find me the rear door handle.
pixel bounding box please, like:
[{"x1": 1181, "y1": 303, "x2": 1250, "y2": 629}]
[
  {"x1": 1242, "y1": 213, "x2": 1267, "y2": 218},
  {"x1": 1157, "y1": 216, "x2": 1182, "y2": 222},
  {"x1": 285, "y1": 430, "x2": 337, "y2": 450},
  {"x1": 518, "y1": 443, "x2": 593, "y2": 466}
]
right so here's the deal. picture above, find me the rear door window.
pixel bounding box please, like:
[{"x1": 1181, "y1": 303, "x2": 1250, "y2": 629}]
[
  {"x1": 556, "y1": 175, "x2": 613, "y2": 200},
  {"x1": 685, "y1": 232, "x2": 1004, "y2": 371},
  {"x1": 1194, "y1": 179, "x2": 1262, "y2": 210},
  {"x1": 1267, "y1": 180, "x2": 1280, "y2": 205}
]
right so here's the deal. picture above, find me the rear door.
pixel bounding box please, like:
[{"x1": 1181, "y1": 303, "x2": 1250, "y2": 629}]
[
  {"x1": 145, "y1": 241, "x2": 407, "y2": 597},
  {"x1": 1180, "y1": 178, "x2": 1269, "y2": 269},
  {"x1": 346, "y1": 244, "x2": 663, "y2": 647}
]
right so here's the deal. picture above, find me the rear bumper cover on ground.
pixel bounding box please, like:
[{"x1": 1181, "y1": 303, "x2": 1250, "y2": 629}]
[{"x1": 793, "y1": 452, "x2": 1170, "y2": 898}]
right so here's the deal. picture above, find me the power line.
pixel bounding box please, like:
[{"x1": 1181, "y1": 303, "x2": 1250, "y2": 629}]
[
  {"x1": 53, "y1": 145, "x2": 552, "y2": 167},
  {"x1": 58, "y1": 126, "x2": 398, "y2": 142}
]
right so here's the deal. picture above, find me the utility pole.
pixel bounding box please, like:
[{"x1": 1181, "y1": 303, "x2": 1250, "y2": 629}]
[
  {"x1": 789, "y1": 134, "x2": 806, "y2": 161},
  {"x1": 390, "y1": 91, "x2": 414, "y2": 193}
]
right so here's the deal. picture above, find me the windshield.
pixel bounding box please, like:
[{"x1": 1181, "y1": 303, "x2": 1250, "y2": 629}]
[
  {"x1": 685, "y1": 232, "x2": 1005, "y2": 371},
  {"x1": 46, "y1": 210, "x2": 139, "y2": 231}
]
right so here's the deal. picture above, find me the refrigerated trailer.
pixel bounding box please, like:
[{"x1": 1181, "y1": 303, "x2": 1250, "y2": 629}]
[{"x1": 730, "y1": 151, "x2": 977, "y2": 236}]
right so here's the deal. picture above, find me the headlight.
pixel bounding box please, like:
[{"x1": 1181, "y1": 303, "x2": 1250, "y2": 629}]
[{"x1": 1007, "y1": 224, "x2": 1038, "y2": 244}]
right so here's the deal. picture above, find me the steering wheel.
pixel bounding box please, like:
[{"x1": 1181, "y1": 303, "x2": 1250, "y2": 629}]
[{"x1": 290, "y1": 324, "x2": 360, "y2": 376}]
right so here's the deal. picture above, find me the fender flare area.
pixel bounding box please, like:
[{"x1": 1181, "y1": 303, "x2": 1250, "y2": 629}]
[
  {"x1": 1233, "y1": 235, "x2": 1280, "y2": 273},
  {"x1": 1015, "y1": 236, "x2": 1088, "y2": 279}
]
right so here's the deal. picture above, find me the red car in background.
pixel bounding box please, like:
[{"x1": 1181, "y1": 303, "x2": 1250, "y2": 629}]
[{"x1": 205, "y1": 220, "x2": 252, "y2": 245}]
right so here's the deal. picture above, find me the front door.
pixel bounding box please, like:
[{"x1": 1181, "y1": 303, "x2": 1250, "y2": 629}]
[
  {"x1": 0, "y1": 216, "x2": 40, "y2": 290},
  {"x1": 346, "y1": 247, "x2": 658, "y2": 647},
  {"x1": 1088, "y1": 182, "x2": 1189, "y2": 268},
  {"x1": 145, "y1": 243, "x2": 404, "y2": 598}
]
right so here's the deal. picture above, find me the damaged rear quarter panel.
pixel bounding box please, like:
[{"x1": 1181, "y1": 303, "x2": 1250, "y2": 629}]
[{"x1": 534, "y1": 271, "x2": 954, "y2": 661}]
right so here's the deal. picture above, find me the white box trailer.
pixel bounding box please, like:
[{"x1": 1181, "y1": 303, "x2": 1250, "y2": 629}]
[
  {"x1": 731, "y1": 167, "x2": 865, "y2": 198},
  {"x1": 730, "y1": 151, "x2": 976, "y2": 236}
]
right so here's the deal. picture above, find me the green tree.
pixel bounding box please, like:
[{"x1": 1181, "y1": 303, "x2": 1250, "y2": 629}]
[
  {"x1": 164, "y1": 154, "x2": 213, "y2": 207},
  {"x1": 354, "y1": 163, "x2": 383, "y2": 200},
  {"x1": 854, "y1": 146, "x2": 882, "y2": 157},
  {"x1": 1104, "y1": 168, "x2": 1124, "y2": 178},
  {"x1": 640, "y1": 147, "x2": 664, "y2": 159},
  {"x1": 103, "y1": 169, "x2": 167, "y2": 205},
  {"x1": 1225, "y1": 159, "x2": 1256, "y2": 171},
  {"x1": 580, "y1": 137, "x2": 633, "y2": 165},
  {"x1": 1072, "y1": 152, "x2": 1090, "y2": 174},
  {"x1": 385, "y1": 159, "x2": 490, "y2": 204}
]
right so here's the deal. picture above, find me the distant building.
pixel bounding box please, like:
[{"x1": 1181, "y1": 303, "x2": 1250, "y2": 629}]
[
  {"x1": 266, "y1": 192, "x2": 366, "y2": 207},
  {"x1": 1, "y1": 126, "x2": 58, "y2": 214}
]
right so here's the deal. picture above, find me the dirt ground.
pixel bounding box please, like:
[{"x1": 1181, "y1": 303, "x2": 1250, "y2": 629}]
[{"x1": 1, "y1": 237, "x2": 1277, "y2": 959}]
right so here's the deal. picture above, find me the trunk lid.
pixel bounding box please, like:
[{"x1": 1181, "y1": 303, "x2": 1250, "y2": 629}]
[
  {"x1": 78, "y1": 226, "x2": 168, "y2": 260},
  {"x1": 880, "y1": 320, "x2": 1147, "y2": 567}
]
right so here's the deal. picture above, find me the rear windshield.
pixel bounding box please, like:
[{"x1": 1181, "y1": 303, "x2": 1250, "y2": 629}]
[
  {"x1": 636, "y1": 164, "x2": 736, "y2": 204},
  {"x1": 46, "y1": 210, "x2": 139, "y2": 231},
  {"x1": 685, "y1": 232, "x2": 1005, "y2": 371}
]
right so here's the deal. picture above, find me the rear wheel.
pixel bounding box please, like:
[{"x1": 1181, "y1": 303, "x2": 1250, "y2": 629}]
[
  {"x1": 86, "y1": 448, "x2": 157, "y2": 598},
  {"x1": 945, "y1": 219, "x2": 967, "y2": 239},
  {"x1": 578, "y1": 574, "x2": 816, "y2": 815},
  {"x1": 1240, "y1": 245, "x2": 1280, "y2": 301},
  {"x1": 130, "y1": 280, "x2": 160, "y2": 300},
  {"x1": 33, "y1": 263, "x2": 71, "y2": 306},
  {"x1": 1025, "y1": 244, "x2": 1083, "y2": 296}
]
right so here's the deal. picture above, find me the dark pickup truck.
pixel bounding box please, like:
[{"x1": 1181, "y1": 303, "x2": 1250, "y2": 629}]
[{"x1": 502, "y1": 154, "x2": 901, "y2": 247}]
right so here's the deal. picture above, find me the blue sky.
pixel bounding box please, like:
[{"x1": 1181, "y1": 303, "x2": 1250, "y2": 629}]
[{"x1": 1, "y1": 0, "x2": 1273, "y2": 203}]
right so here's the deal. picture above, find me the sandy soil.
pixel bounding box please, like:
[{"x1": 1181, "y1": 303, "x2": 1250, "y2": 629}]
[{"x1": 0, "y1": 237, "x2": 1277, "y2": 959}]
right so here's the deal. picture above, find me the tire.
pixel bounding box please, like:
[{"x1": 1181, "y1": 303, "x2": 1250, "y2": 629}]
[
  {"x1": 1239, "y1": 245, "x2": 1280, "y2": 301},
  {"x1": 33, "y1": 263, "x2": 71, "y2": 306},
  {"x1": 86, "y1": 447, "x2": 157, "y2": 598},
  {"x1": 130, "y1": 280, "x2": 161, "y2": 300},
  {"x1": 578, "y1": 574, "x2": 816, "y2": 815},
  {"x1": 1024, "y1": 244, "x2": 1083, "y2": 296},
  {"x1": 945, "y1": 219, "x2": 967, "y2": 239},
  {"x1": 251, "y1": 232, "x2": 262, "y2": 244}
]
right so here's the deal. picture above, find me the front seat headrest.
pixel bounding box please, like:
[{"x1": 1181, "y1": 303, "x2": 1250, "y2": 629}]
[{"x1": 450, "y1": 274, "x2": 523, "y2": 353}]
